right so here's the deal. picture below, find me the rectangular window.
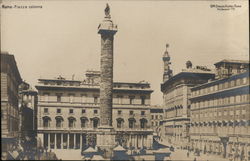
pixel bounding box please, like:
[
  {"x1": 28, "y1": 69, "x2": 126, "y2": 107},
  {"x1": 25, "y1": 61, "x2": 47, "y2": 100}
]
[
  {"x1": 236, "y1": 95, "x2": 241, "y2": 103},
  {"x1": 118, "y1": 110, "x2": 122, "y2": 115},
  {"x1": 243, "y1": 77, "x2": 247, "y2": 84},
  {"x1": 129, "y1": 96, "x2": 135, "y2": 105},
  {"x1": 151, "y1": 115, "x2": 154, "y2": 119},
  {"x1": 94, "y1": 96, "x2": 98, "y2": 104},
  {"x1": 117, "y1": 95, "x2": 123, "y2": 104},
  {"x1": 225, "y1": 82, "x2": 228, "y2": 88},
  {"x1": 141, "y1": 111, "x2": 145, "y2": 116},
  {"x1": 210, "y1": 86, "x2": 214, "y2": 92},
  {"x1": 219, "y1": 84, "x2": 223, "y2": 90},
  {"x1": 56, "y1": 94, "x2": 61, "y2": 102},
  {"x1": 156, "y1": 115, "x2": 158, "y2": 119},
  {"x1": 140, "y1": 96, "x2": 146, "y2": 105},
  {"x1": 94, "y1": 110, "x2": 98, "y2": 114},
  {"x1": 222, "y1": 83, "x2": 225, "y2": 89},
  {"x1": 57, "y1": 109, "x2": 61, "y2": 114},
  {"x1": 129, "y1": 111, "x2": 134, "y2": 115},
  {"x1": 236, "y1": 79, "x2": 241, "y2": 86},
  {"x1": 231, "y1": 80, "x2": 236, "y2": 87},
  {"x1": 69, "y1": 109, "x2": 74, "y2": 114},
  {"x1": 215, "y1": 85, "x2": 218, "y2": 91},
  {"x1": 82, "y1": 109, "x2": 86, "y2": 113},
  {"x1": 230, "y1": 96, "x2": 235, "y2": 103},
  {"x1": 44, "y1": 108, "x2": 48, "y2": 113}
]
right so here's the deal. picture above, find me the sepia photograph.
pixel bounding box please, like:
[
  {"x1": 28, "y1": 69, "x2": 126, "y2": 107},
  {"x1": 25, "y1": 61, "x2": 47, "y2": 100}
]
[{"x1": 1, "y1": 0, "x2": 249, "y2": 160}]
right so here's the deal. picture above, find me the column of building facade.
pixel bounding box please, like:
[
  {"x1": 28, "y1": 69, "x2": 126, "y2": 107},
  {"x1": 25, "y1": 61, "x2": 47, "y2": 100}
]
[
  {"x1": 136, "y1": 135, "x2": 139, "y2": 148},
  {"x1": 140, "y1": 135, "x2": 143, "y2": 148},
  {"x1": 80, "y1": 134, "x2": 82, "y2": 150},
  {"x1": 48, "y1": 133, "x2": 50, "y2": 149},
  {"x1": 73, "y1": 133, "x2": 76, "y2": 149},
  {"x1": 67, "y1": 134, "x2": 69, "y2": 149},
  {"x1": 61, "y1": 133, "x2": 63, "y2": 149},
  {"x1": 55, "y1": 133, "x2": 57, "y2": 149}
]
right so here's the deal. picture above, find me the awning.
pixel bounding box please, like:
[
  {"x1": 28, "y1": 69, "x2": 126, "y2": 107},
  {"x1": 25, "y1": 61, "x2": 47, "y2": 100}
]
[
  {"x1": 8, "y1": 151, "x2": 20, "y2": 160},
  {"x1": 91, "y1": 155, "x2": 105, "y2": 160},
  {"x1": 113, "y1": 145, "x2": 126, "y2": 152}
]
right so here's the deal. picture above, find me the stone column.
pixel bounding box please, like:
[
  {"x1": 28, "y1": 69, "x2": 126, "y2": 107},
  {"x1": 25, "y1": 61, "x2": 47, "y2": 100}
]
[
  {"x1": 96, "y1": 4, "x2": 118, "y2": 159},
  {"x1": 73, "y1": 134, "x2": 76, "y2": 149},
  {"x1": 48, "y1": 133, "x2": 50, "y2": 149},
  {"x1": 80, "y1": 134, "x2": 82, "y2": 150},
  {"x1": 98, "y1": 4, "x2": 117, "y2": 129},
  {"x1": 136, "y1": 135, "x2": 139, "y2": 149},
  {"x1": 61, "y1": 134, "x2": 63, "y2": 149},
  {"x1": 37, "y1": 133, "x2": 44, "y2": 148},
  {"x1": 67, "y1": 134, "x2": 69, "y2": 149},
  {"x1": 140, "y1": 135, "x2": 143, "y2": 149},
  {"x1": 55, "y1": 134, "x2": 57, "y2": 149}
]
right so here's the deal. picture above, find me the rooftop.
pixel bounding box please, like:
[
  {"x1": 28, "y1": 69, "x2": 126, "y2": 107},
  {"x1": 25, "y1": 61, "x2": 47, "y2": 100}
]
[
  {"x1": 214, "y1": 59, "x2": 250, "y2": 66},
  {"x1": 1, "y1": 52, "x2": 22, "y2": 84}
]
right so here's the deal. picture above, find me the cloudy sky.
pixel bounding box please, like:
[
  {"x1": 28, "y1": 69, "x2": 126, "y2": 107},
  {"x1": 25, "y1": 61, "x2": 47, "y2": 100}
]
[{"x1": 1, "y1": 0, "x2": 249, "y2": 105}]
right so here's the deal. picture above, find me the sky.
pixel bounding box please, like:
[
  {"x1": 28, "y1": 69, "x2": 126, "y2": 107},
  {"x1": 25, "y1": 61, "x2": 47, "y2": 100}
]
[{"x1": 1, "y1": 0, "x2": 249, "y2": 105}]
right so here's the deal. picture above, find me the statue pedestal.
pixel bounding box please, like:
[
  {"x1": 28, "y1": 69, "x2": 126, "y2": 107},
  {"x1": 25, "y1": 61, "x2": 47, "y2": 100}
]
[{"x1": 96, "y1": 126, "x2": 117, "y2": 159}]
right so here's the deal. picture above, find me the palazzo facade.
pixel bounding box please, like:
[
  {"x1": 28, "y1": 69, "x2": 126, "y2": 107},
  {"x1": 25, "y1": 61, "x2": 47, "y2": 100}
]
[
  {"x1": 35, "y1": 71, "x2": 154, "y2": 151},
  {"x1": 1, "y1": 52, "x2": 22, "y2": 160},
  {"x1": 161, "y1": 69, "x2": 215, "y2": 148},
  {"x1": 190, "y1": 60, "x2": 250, "y2": 160},
  {"x1": 150, "y1": 107, "x2": 164, "y2": 137},
  {"x1": 160, "y1": 45, "x2": 215, "y2": 148}
]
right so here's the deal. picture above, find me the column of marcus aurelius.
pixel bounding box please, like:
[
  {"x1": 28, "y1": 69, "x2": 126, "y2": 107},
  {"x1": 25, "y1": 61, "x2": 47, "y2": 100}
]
[{"x1": 96, "y1": 4, "x2": 118, "y2": 159}]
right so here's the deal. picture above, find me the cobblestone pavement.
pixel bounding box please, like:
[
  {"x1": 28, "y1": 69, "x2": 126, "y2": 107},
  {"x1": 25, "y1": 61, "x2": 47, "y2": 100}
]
[
  {"x1": 51, "y1": 149, "x2": 82, "y2": 160},
  {"x1": 157, "y1": 139, "x2": 229, "y2": 161},
  {"x1": 169, "y1": 148, "x2": 229, "y2": 161}
]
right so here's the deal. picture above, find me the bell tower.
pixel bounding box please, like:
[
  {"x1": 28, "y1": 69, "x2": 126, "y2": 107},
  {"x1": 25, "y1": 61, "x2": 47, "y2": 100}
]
[{"x1": 162, "y1": 44, "x2": 173, "y2": 82}]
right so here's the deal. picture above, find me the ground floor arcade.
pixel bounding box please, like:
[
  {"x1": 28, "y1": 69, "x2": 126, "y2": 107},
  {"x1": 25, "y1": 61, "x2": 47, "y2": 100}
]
[
  {"x1": 190, "y1": 136, "x2": 250, "y2": 161},
  {"x1": 37, "y1": 131, "x2": 153, "y2": 151}
]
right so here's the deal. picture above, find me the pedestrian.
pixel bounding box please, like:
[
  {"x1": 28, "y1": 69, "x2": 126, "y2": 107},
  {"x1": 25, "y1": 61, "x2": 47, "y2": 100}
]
[
  {"x1": 194, "y1": 157, "x2": 196, "y2": 161},
  {"x1": 187, "y1": 151, "x2": 189, "y2": 157}
]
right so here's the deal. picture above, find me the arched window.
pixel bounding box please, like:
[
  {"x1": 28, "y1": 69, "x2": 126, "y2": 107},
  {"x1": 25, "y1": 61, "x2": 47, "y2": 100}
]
[
  {"x1": 43, "y1": 116, "x2": 51, "y2": 128},
  {"x1": 92, "y1": 117, "x2": 99, "y2": 128},
  {"x1": 55, "y1": 116, "x2": 63, "y2": 128},
  {"x1": 80, "y1": 117, "x2": 88, "y2": 128},
  {"x1": 128, "y1": 118, "x2": 136, "y2": 129},
  {"x1": 140, "y1": 118, "x2": 148, "y2": 128},
  {"x1": 68, "y1": 117, "x2": 76, "y2": 128},
  {"x1": 116, "y1": 118, "x2": 124, "y2": 128}
]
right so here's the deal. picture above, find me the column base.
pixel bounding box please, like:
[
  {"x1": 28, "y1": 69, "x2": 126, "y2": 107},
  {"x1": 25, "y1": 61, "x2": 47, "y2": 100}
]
[{"x1": 96, "y1": 126, "x2": 117, "y2": 159}]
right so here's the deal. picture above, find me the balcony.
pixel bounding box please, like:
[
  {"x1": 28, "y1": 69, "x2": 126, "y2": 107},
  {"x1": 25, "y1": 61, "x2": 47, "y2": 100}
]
[
  {"x1": 116, "y1": 125, "x2": 152, "y2": 132},
  {"x1": 38, "y1": 101, "x2": 99, "y2": 107},
  {"x1": 37, "y1": 126, "x2": 100, "y2": 132},
  {"x1": 43, "y1": 112, "x2": 50, "y2": 115}
]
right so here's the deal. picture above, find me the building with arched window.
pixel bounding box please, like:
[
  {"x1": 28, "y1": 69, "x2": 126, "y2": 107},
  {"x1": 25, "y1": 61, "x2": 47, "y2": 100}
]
[{"x1": 35, "y1": 71, "x2": 153, "y2": 151}]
